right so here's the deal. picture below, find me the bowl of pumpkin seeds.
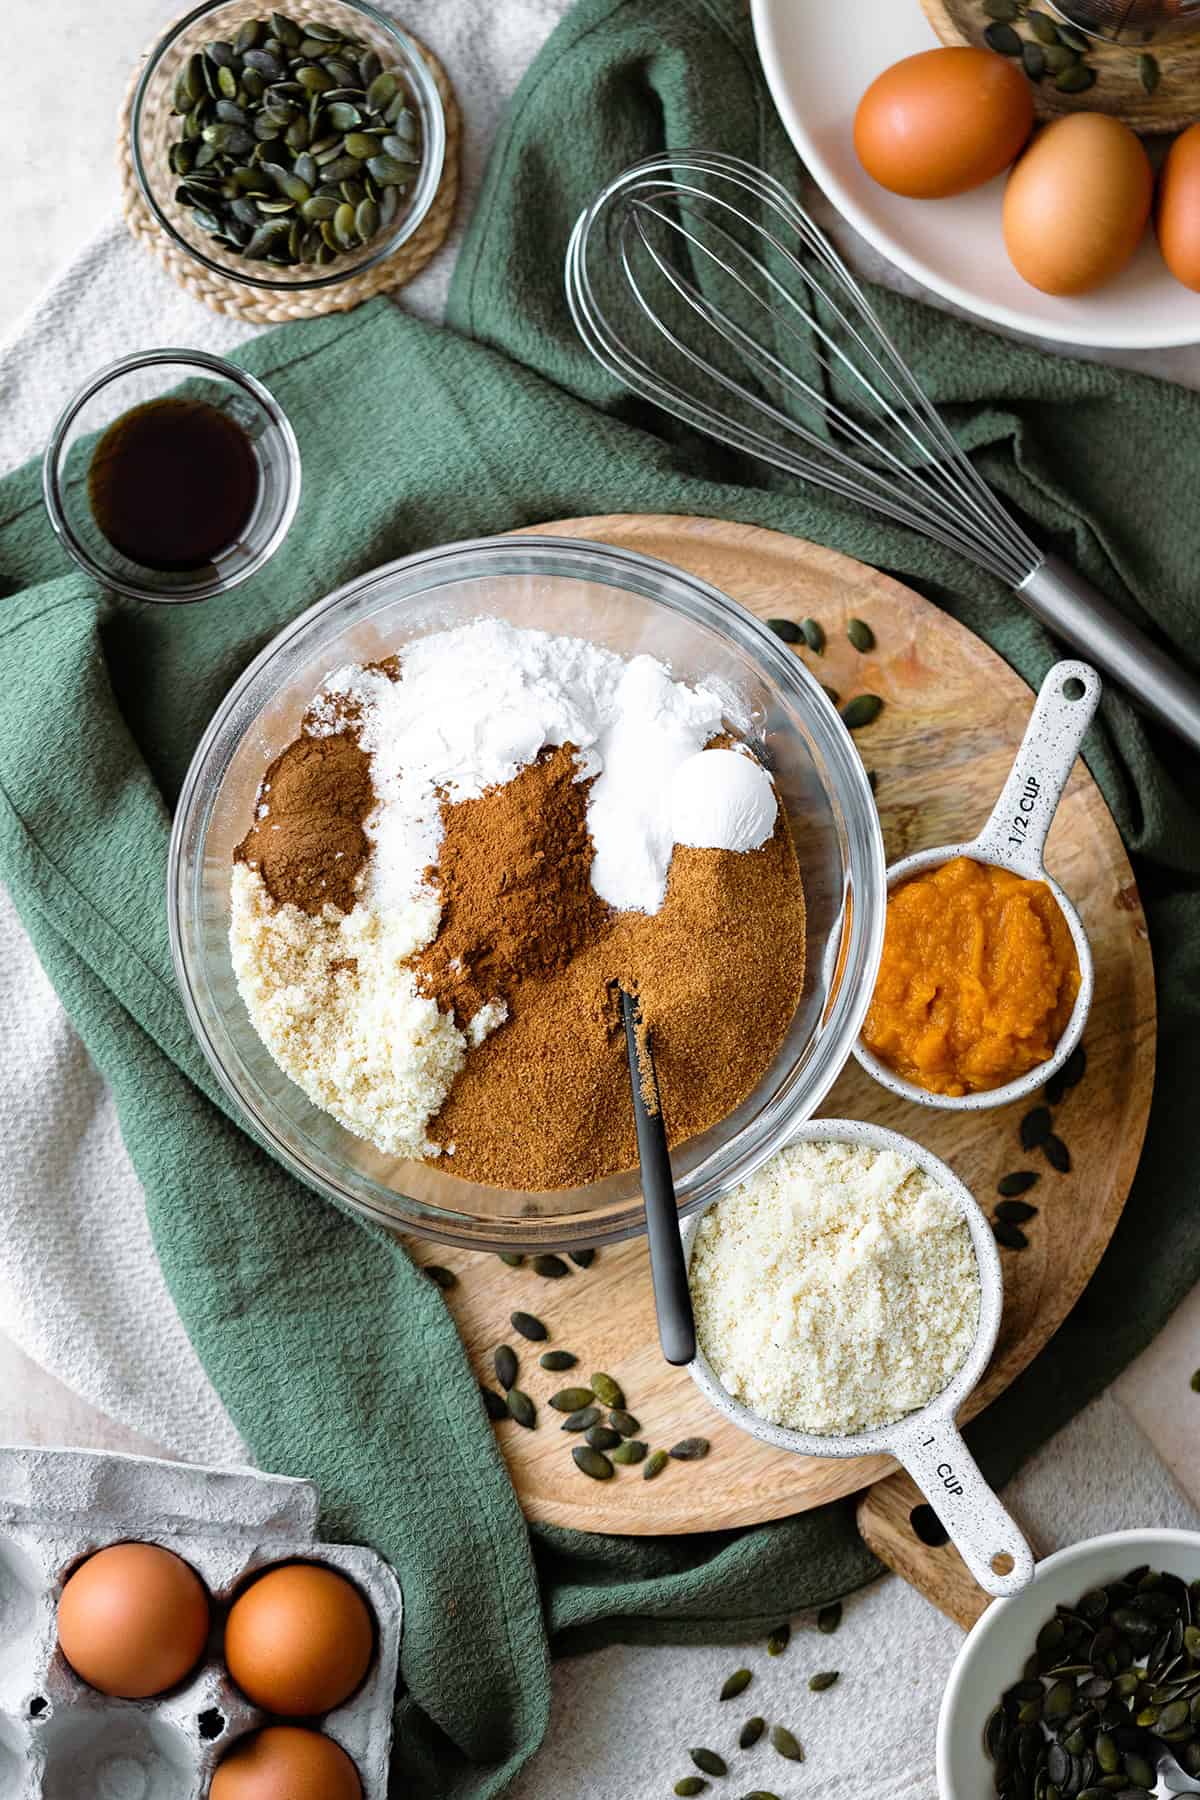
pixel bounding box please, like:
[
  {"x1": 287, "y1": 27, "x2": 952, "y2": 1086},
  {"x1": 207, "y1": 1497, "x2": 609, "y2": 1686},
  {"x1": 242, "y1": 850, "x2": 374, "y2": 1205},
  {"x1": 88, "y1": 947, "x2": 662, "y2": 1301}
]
[{"x1": 130, "y1": 0, "x2": 445, "y2": 290}]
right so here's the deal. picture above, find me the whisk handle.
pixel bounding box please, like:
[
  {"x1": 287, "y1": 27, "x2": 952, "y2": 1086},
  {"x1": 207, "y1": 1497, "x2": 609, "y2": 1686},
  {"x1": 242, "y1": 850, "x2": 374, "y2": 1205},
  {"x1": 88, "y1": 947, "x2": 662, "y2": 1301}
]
[{"x1": 1017, "y1": 553, "x2": 1200, "y2": 756}]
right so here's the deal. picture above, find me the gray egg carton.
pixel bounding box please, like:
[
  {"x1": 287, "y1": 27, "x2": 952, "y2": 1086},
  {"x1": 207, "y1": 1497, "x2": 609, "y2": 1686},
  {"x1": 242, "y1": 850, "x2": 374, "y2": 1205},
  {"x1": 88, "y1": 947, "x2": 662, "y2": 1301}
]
[{"x1": 0, "y1": 1445, "x2": 401, "y2": 1799}]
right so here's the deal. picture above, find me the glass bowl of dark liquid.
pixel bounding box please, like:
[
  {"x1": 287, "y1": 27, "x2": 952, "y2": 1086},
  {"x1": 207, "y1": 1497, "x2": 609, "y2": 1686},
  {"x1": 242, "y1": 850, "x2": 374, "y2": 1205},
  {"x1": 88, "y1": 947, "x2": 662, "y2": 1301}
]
[{"x1": 43, "y1": 348, "x2": 301, "y2": 603}]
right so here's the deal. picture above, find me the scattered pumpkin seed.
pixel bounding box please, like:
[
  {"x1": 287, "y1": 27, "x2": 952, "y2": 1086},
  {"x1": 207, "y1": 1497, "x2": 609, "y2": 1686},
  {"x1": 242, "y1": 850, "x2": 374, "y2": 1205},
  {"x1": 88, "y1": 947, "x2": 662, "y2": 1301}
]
[
  {"x1": 1139, "y1": 52, "x2": 1160, "y2": 95},
  {"x1": 498, "y1": 1252, "x2": 525, "y2": 1267},
  {"x1": 494, "y1": 1345, "x2": 518, "y2": 1390},
  {"x1": 586, "y1": 1425, "x2": 622, "y2": 1451},
  {"x1": 670, "y1": 1437, "x2": 711, "y2": 1461},
  {"x1": 770, "y1": 1725, "x2": 805, "y2": 1761},
  {"x1": 983, "y1": 0, "x2": 1018, "y2": 17},
  {"x1": 821, "y1": 684, "x2": 840, "y2": 706},
  {"x1": 690, "y1": 1749, "x2": 728, "y2": 1778},
  {"x1": 1191, "y1": 1370, "x2": 1200, "y2": 1393},
  {"x1": 809, "y1": 1670, "x2": 839, "y2": 1692},
  {"x1": 767, "y1": 618, "x2": 803, "y2": 644},
  {"x1": 533, "y1": 1253, "x2": 569, "y2": 1279},
  {"x1": 1055, "y1": 62, "x2": 1096, "y2": 93},
  {"x1": 506, "y1": 1389, "x2": 536, "y2": 1429},
  {"x1": 610, "y1": 1439, "x2": 648, "y2": 1464},
  {"x1": 572, "y1": 1445, "x2": 614, "y2": 1480},
  {"x1": 569, "y1": 1248, "x2": 596, "y2": 1268},
  {"x1": 840, "y1": 694, "x2": 884, "y2": 730},
  {"x1": 984, "y1": 21, "x2": 1022, "y2": 54},
  {"x1": 818, "y1": 1601, "x2": 843, "y2": 1634},
  {"x1": 511, "y1": 1311, "x2": 547, "y2": 1341},
  {"x1": 540, "y1": 1350, "x2": 578, "y2": 1371},
  {"x1": 1020, "y1": 1106, "x2": 1052, "y2": 1150},
  {"x1": 549, "y1": 1387, "x2": 597, "y2": 1413},
  {"x1": 993, "y1": 1219, "x2": 1029, "y2": 1251},
  {"x1": 995, "y1": 1198, "x2": 1039, "y2": 1224},
  {"x1": 720, "y1": 1669, "x2": 752, "y2": 1701},
  {"x1": 800, "y1": 617, "x2": 826, "y2": 653},
  {"x1": 480, "y1": 1385, "x2": 507, "y2": 1421},
  {"x1": 1022, "y1": 41, "x2": 1046, "y2": 80},
  {"x1": 766, "y1": 1623, "x2": 791, "y2": 1656},
  {"x1": 590, "y1": 1372, "x2": 625, "y2": 1408},
  {"x1": 561, "y1": 1406, "x2": 602, "y2": 1432},
  {"x1": 739, "y1": 1717, "x2": 766, "y2": 1749},
  {"x1": 1043, "y1": 1133, "x2": 1072, "y2": 1173},
  {"x1": 674, "y1": 1781, "x2": 707, "y2": 1797},
  {"x1": 1041, "y1": 42, "x2": 1080, "y2": 74},
  {"x1": 1056, "y1": 21, "x2": 1090, "y2": 48},
  {"x1": 424, "y1": 1264, "x2": 456, "y2": 1289},
  {"x1": 738, "y1": 1792, "x2": 781, "y2": 1800},
  {"x1": 1027, "y1": 11, "x2": 1061, "y2": 43},
  {"x1": 998, "y1": 1170, "x2": 1040, "y2": 1198},
  {"x1": 846, "y1": 617, "x2": 875, "y2": 652},
  {"x1": 609, "y1": 1409, "x2": 641, "y2": 1437},
  {"x1": 644, "y1": 1449, "x2": 670, "y2": 1480}
]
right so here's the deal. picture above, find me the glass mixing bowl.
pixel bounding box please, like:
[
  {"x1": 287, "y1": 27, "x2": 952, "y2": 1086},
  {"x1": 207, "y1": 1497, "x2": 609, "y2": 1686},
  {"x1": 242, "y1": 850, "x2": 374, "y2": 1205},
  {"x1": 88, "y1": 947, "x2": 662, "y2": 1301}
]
[{"x1": 168, "y1": 536, "x2": 886, "y2": 1249}]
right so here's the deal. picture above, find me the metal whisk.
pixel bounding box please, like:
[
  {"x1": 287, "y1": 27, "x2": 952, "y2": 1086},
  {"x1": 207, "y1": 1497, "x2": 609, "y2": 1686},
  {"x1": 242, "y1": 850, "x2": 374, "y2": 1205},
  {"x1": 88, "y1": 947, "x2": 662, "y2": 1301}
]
[{"x1": 565, "y1": 150, "x2": 1200, "y2": 754}]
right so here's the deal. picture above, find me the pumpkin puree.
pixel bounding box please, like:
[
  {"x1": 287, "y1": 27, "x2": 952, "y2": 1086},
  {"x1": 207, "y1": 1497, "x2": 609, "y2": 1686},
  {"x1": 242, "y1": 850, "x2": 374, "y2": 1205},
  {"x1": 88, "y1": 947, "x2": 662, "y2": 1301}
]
[{"x1": 862, "y1": 855, "x2": 1079, "y2": 1096}]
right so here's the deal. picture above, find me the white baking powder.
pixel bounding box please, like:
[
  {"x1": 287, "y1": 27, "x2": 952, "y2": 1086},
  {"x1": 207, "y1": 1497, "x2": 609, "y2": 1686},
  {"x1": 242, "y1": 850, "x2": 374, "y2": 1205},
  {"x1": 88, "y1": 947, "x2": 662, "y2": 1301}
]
[{"x1": 689, "y1": 1140, "x2": 980, "y2": 1436}]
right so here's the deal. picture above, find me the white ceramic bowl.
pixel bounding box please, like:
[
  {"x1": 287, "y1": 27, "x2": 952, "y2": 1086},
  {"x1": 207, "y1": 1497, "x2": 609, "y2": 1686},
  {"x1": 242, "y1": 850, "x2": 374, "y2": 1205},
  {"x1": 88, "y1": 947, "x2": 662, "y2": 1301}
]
[{"x1": 938, "y1": 1528, "x2": 1200, "y2": 1798}]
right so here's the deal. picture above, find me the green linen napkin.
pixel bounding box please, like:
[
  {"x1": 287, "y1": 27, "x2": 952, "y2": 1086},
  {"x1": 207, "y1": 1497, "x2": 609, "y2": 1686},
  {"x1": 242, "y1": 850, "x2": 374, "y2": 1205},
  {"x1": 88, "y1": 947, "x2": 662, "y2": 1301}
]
[{"x1": 1, "y1": 0, "x2": 1198, "y2": 1791}]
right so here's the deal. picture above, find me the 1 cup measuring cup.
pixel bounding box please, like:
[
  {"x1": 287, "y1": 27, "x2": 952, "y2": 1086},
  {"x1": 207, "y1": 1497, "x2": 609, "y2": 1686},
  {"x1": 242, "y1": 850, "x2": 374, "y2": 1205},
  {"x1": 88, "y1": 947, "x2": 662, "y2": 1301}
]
[
  {"x1": 680, "y1": 1119, "x2": 1035, "y2": 1599},
  {"x1": 854, "y1": 659, "x2": 1101, "y2": 1112}
]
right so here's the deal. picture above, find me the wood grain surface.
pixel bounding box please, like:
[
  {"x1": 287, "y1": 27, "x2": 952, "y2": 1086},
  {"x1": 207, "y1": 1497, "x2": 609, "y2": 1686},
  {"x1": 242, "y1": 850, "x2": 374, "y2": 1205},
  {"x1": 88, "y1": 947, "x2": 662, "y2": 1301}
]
[
  {"x1": 920, "y1": 0, "x2": 1200, "y2": 132},
  {"x1": 407, "y1": 513, "x2": 1157, "y2": 1539}
]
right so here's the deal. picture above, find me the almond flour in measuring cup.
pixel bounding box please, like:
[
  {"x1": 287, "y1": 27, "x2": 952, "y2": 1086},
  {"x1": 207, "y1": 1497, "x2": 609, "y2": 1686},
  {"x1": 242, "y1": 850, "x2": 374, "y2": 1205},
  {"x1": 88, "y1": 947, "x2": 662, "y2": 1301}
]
[{"x1": 689, "y1": 1140, "x2": 980, "y2": 1435}]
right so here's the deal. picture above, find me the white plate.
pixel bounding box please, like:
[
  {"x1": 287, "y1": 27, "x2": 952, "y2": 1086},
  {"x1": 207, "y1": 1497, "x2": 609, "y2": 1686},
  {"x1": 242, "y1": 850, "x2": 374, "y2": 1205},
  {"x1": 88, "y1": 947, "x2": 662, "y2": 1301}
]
[
  {"x1": 936, "y1": 1527, "x2": 1200, "y2": 1798},
  {"x1": 751, "y1": 0, "x2": 1200, "y2": 349}
]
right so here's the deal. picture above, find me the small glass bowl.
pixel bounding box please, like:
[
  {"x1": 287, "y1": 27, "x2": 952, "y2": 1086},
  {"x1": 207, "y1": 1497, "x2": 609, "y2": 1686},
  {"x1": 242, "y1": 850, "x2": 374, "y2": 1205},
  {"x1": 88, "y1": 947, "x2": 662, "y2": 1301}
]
[
  {"x1": 42, "y1": 349, "x2": 301, "y2": 604},
  {"x1": 129, "y1": 0, "x2": 446, "y2": 293}
]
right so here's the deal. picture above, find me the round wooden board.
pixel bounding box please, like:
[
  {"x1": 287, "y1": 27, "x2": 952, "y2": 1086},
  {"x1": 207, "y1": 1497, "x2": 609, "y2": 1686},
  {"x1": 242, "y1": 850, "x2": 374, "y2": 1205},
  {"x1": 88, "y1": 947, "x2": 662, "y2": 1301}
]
[
  {"x1": 407, "y1": 514, "x2": 1157, "y2": 1536},
  {"x1": 920, "y1": 0, "x2": 1200, "y2": 132}
]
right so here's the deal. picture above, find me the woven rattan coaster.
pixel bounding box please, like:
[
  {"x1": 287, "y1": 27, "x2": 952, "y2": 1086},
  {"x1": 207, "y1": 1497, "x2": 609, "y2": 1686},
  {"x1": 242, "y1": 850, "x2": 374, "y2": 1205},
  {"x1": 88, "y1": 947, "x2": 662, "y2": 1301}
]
[{"x1": 117, "y1": 25, "x2": 460, "y2": 325}]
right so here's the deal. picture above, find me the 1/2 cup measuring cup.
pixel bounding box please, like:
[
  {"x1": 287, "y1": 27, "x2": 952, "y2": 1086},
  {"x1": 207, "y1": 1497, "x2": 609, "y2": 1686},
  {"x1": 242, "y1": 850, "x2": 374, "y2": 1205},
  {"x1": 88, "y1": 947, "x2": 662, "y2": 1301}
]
[
  {"x1": 681, "y1": 1119, "x2": 1035, "y2": 1598},
  {"x1": 854, "y1": 659, "x2": 1101, "y2": 1112}
]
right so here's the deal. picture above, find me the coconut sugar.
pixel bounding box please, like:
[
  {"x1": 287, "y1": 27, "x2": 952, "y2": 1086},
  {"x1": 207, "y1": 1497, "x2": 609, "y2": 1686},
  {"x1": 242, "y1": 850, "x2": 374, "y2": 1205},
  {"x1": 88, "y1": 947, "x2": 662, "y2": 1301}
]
[{"x1": 689, "y1": 1140, "x2": 980, "y2": 1436}]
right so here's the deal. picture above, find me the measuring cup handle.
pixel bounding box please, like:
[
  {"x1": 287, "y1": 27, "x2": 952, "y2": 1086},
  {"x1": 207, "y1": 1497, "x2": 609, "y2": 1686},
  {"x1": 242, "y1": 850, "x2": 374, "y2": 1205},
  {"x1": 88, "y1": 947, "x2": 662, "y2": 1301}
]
[
  {"x1": 891, "y1": 1415, "x2": 1035, "y2": 1599},
  {"x1": 972, "y1": 660, "x2": 1101, "y2": 879}
]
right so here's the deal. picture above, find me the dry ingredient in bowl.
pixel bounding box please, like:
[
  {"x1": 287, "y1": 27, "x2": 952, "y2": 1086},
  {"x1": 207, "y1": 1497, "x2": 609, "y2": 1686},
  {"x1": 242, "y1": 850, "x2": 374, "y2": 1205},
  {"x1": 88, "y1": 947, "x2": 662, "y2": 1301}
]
[
  {"x1": 230, "y1": 618, "x2": 806, "y2": 1184},
  {"x1": 689, "y1": 1140, "x2": 980, "y2": 1435}
]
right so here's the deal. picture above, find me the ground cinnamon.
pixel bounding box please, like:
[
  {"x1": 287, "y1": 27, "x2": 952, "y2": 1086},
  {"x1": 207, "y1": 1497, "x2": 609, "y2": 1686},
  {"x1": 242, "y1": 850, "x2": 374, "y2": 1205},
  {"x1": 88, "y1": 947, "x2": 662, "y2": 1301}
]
[{"x1": 234, "y1": 730, "x2": 372, "y2": 916}]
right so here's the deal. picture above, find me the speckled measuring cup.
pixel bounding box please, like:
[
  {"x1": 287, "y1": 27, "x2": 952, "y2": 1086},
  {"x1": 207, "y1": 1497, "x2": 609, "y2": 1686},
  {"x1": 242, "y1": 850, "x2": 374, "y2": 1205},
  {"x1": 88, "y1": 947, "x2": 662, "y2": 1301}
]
[
  {"x1": 853, "y1": 659, "x2": 1101, "y2": 1112},
  {"x1": 681, "y1": 1119, "x2": 1035, "y2": 1599}
]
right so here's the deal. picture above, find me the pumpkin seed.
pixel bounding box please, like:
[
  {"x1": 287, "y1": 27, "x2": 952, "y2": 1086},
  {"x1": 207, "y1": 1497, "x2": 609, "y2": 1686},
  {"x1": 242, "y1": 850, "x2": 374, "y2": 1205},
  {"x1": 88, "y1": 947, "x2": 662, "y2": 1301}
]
[
  {"x1": 738, "y1": 1793, "x2": 781, "y2": 1800},
  {"x1": 498, "y1": 1252, "x2": 524, "y2": 1267},
  {"x1": 998, "y1": 1171, "x2": 1040, "y2": 1198},
  {"x1": 766, "y1": 617, "x2": 803, "y2": 644},
  {"x1": 1057, "y1": 22, "x2": 1090, "y2": 48},
  {"x1": 366, "y1": 152, "x2": 412, "y2": 185},
  {"x1": 690, "y1": 1749, "x2": 728, "y2": 1777},
  {"x1": 993, "y1": 1219, "x2": 1029, "y2": 1251},
  {"x1": 609, "y1": 1410, "x2": 641, "y2": 1437},
  {"x1": 1041, "y1": 43, "x2": 1080, "y2": 73},
  {"x1": 1055, "y1": 63, "x2": 1096, "y2": 93},
  {"x1": 821, "y1": 684, "x2": 840, "y2": 706},
  {"x1": 345, "y1": 131, "x2": 383, "y2": 159},
  {"x1": 480, "y1": 1385, "x2": 507, "y2": 1421},
  {"x1": 367, "y1": 70, "x2": 399, "y2": 109},
  {"x1": 800, "y1": 617, "x2": 826, "y2": 653},
  {"x1": 590, "y1": 1372, "x2": 625, "y2": 1408},
  {"x1": 983, "y1": 0, "x2": 1019, "y2": 16},
  {"x1": 561, "y1": 1406, "x2": 602, "y2": 1432},
  {"x1": 840, "y1": 694, "x2": 883, "y2": 730},
  {"x1": 720, "y1": 1669, "x2": 752, "y2": 1701},
  {"x1": 770, "y1": 1725, "x2": 805, "y2": 1761},
  {"x1": 569, "y1": 1248, "x2": 596, "y2": 1268},
  {"x1": 644, "y1": 1449, "x2": 669, "y2": 1479},
  {"x1": 549, "y1": 1387, "x2": 596, "y2": 1412},
  {"x1": 494, "y1": 1345, "x2": 518, "y2": 1390},
  {"x1": 670, "y1": 1437, "x2": 710, "y2": 1461},
  {"x1": 533, "y1": 1253, "x2": 570, "y2": 1279},
  {"x1": 1027, "y1": 11, "x2": 1061, "y2": 43},
  {"x1": 540, "y1": 1350, "x2": 578, "y2": 1371},
  {"x1": 610, "y1": 1439, "x2": 648, "y2": 1464},
  {"x1": 424, "y1": 1264, "x2": 456, "y2": 1289},
  {"x1": 1191, "y1": 1371, "x2": 1200, "y2": 1392},
  {"x1": 766, "y1": 1623, "x2": 791, "y2": 1656},
  {"x1": 301, "y1": 194, "x2": 339, "y2": 221},
  {"x1": 333, "y1": 201, "x2": 359, "y2": 248},
  {"x1": 382, "y1": 134, "x2": 420, "y2": 163},
  {"x1": 984, "y1": 22, "x2": 1022, "y2": 54},
  {"x1": 996, "y1": 1199, "x2": 1039, "y2": 1224},
  {"x1": 818, "y1": 1601, "x2": 843, "y2": 1634},
  {"x1": 739, "y1": 1717, "x2": 766, "y2": 1749},
  {"x1": 846, "y1": 617, "x2": 875, "y2": 652},
  {"x1": 506, "y1": 1389, "x2": 536, "y2": 1429},
  {"x1": 674, "y1": 1782, "x2": 707, "y2": 1797},
  {"x1": 572, "y1": 1445, "x2": 614, "y2": 1480},
  {"x1": 1020, "y1": 1106, "x2": 1052, "y2": 1149},
  {"x1": 809, "y1": 1670, "x2": 839, "y2": 1692},
  {"x1": 1139, "y1": 52, "x2": 1160, "y2": 95},
  {"x1": 586, "y1": 1425, "x2": 622, "y2": 1451},
  {"x1": 1023, "y1": 42, "x2": 1047, "y2": 80},
  {"x1": 511, "y1": 1311, "x2": 547, "y2": 1340},
  {"x1": 1043, "y1": 1133, "x2": 1071, "y2": 1172}
]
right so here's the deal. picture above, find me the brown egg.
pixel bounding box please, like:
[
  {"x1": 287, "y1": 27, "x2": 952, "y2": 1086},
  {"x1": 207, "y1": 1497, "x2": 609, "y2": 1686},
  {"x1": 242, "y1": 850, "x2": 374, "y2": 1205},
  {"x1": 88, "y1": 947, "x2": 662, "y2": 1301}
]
[
  {"x1": 224, "y1": 1563, "x2": 374, "y2": 1716},
  {"x1": 854, "y1": 48, "x2": 1033, "y2": 199},
  {"x1": 1003, "y1": 114, "x2": 1153, "y2": 295},
  {"x1": 210, "y1": 1726, "x2": 362, "y2": 1800},
  {"x1": 56, "y1": 1541, "x2": 210, "y2": 1698},
  {"x1": 1157, "y1": 123, "x2": 1200, "y2": 290}
]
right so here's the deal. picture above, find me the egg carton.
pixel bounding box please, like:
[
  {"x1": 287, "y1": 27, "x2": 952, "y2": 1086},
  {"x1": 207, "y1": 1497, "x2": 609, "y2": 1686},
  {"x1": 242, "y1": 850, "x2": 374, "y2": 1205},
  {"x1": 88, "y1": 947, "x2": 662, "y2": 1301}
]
[{"x1": 0, "y1": 1446, "x2": 401, "y2": 1799}]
